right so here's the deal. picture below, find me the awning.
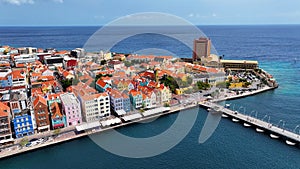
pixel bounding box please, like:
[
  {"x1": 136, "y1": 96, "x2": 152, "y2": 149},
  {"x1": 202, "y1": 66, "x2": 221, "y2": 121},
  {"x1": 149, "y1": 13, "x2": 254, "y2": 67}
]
[
  {"x1": 76, "y1": 121, "x2": 101, "y2": 131},
  {"x1": 142, "y1": 107, "x2": 170, "y2": 117},
  {"x1": 38, "y1": 125, "x2": 50, "y2": 130},
  {"x1": 122, "y1": 113, "x2": 142, "y2": 122},
  {"x1": 53, "y1": 123, "x2": 64, "y2": 128},
  {"x1": 100, "y1": 118, "x2": 122, "y2": 127},
  {"x1": 116, "y1": 109, "x2": 127, "y2": 116}
]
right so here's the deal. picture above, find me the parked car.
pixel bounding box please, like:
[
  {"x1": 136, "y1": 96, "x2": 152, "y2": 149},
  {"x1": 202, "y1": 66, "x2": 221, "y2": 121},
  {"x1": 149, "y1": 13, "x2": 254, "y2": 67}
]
[{"x1": 25, "y1": 142, "x2": 32, "y2": 147}]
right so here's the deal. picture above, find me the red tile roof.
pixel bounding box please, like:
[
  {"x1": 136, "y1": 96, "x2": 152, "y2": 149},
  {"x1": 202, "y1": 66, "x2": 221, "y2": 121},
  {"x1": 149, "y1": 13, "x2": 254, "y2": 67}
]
[
  {"x1": 129, "y1": 89, "x2": 141, "y2": 97},
  {"x1": 0, "y1": 102, "x2": 10, "y2": 117},
  {"x1": 11, "y1": 69, "x2": 25, "y2": 80},
  {"x1": 38, "y1": 75, "x2": 55, "y2": 81},
  {"x1": 47, "y1": 93, "x2": 62, "y2": 100},
  {"x1": 110, "y1": 89, "x2": 122, "y2": 98},
  {"x1": 81, "y1": 92, "x2": 108, "y2": 101},
  {"x1": 33, "y1": 95, "x2": 47, "y2": 108},
  {"x1": 122, "y1": 93, "x2": 129, "y2": 99},
  {"x1": 96, "y1": 79, "x2": 107, "y2": 88},
  {"x1": 50, "y1": 102, "x2": 62, "y2": 119}
]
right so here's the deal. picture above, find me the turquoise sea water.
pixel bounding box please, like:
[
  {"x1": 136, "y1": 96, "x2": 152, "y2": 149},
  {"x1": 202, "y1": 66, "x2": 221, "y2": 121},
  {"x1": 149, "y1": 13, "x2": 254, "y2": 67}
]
[{"x1": 0, "y1": 25, "x2": 300, "y2": 169}]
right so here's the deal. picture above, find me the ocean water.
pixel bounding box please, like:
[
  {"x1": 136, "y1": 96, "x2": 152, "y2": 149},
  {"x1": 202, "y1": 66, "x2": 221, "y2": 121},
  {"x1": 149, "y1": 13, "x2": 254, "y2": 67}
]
[{"x1": 0, "y1": 25, "x2": 300, "y2": 169}]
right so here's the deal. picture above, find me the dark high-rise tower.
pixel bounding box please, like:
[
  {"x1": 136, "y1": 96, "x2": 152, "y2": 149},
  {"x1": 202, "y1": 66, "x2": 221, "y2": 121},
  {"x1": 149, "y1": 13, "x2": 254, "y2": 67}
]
[{"x1": 193, "y1": 37, "x2": 211, "y2": 61}]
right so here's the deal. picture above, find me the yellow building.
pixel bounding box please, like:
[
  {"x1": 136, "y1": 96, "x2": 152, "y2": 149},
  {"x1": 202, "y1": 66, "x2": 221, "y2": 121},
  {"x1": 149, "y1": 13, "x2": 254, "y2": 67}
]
[{"x1": 220, "y1": 60, "x2": 258, "y2": 70}]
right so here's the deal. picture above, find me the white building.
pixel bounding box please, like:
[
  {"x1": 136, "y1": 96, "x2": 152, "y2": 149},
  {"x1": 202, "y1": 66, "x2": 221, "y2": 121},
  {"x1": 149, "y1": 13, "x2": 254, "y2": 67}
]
[{"x1": 79, "y1": 92, "x2": 111, "y2": 122}]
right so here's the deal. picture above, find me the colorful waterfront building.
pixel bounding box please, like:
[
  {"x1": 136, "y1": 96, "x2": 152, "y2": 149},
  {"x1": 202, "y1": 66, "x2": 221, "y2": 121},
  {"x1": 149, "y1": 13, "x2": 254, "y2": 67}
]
[
  {"x1": 129, "y1": 89, "x2": 143, "y2": 109},
  {"x1": 33, "y1": 96, "x2": 50, "y2": 132},
  {"x1": 122, "y1": 93, "x2": 131, "y2": 112},
  {"x1": 60, "y1": 93, "x2": 82, "y2": 126},
  {"x1": 155, "y1": 84, "x2": 172, "y2": 104},
  {"x1": 78, "y1": 92, "x2": 111, "y2": 122},
  {"x1": 0, "y1": 102, "x2": 13, "y2": 144},
  {"x1": 50, "y1": 102, "x2": 66, "y2": 129},
  {"x1": 142, "y1": 94, "x2": 151, "y2": 109},
  {"x1": 12, "y1": 114, "x2": 34, "y2": 138},
  {"x1": 109, "y1": 89, "x2": 124, "y2": 113},
  {"x1": 46, "y1": 93, "x2": 66, "y2": 129}
]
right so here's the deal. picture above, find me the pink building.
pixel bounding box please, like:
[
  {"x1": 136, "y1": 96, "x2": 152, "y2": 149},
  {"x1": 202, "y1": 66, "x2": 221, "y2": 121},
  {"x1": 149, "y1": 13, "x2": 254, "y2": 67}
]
[{"x1": 60, "y1": 93, "x2": 82, "y2": 127}]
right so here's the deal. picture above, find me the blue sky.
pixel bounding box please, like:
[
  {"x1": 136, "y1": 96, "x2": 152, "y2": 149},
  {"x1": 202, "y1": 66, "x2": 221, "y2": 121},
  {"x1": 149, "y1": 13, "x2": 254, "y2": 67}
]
[{"x1": 0, "y1": 0, "x2": 300, "y2": 26}]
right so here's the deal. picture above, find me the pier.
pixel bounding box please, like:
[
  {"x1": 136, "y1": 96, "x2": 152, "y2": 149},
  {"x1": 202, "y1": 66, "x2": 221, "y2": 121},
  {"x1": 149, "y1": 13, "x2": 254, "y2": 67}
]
[{"x1": 199, "y1": 101, "x2": 300, "y2": 146}]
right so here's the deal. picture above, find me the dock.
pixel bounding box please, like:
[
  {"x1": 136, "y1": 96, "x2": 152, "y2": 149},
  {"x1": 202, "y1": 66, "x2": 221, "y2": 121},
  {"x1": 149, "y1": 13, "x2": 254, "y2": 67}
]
[{"x1": 199, "y1": 101, "x2": 300, "y2": 146}]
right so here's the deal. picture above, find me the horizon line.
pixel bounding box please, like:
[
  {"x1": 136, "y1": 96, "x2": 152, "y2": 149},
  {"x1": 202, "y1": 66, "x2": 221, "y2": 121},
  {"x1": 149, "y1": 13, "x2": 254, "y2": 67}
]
[{"x1": 1, "y1": 23, "x2": 300, "y2": 27}]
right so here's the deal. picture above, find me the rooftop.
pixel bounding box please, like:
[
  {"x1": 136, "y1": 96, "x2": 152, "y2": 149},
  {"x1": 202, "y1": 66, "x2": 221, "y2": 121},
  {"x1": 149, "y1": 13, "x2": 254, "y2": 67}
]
[
  {"x1": 60, "y1": 93, "x2": 79, "y2": 105},
  {"x1": 220, "y1": 60, "x2": 258, "y2": 64}
]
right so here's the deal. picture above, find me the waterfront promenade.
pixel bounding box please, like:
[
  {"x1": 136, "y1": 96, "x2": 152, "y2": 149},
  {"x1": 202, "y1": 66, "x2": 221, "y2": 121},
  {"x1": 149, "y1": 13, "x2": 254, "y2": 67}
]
[
  {"x1": 212, "y1": 86, "x2": 276, "y2": 102},
  {"x1": 0, "y1": 102, "x2": 198, "y2": 159},
  {"x1": 0, "y1": 84, "x2": 284, "y2": 159}
]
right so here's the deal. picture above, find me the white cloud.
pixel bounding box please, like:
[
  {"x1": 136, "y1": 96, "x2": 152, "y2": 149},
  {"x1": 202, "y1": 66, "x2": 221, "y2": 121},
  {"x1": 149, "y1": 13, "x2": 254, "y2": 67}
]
[
  {"x1": 1, "y1": 0, "x2": 63, "y2": 5},
  {"x1": 188, "y1": 13, "x2": 194, "y2": 17},
  {"x1": 52, "y1": 0, "x2": 63, "y2": 3},
  {"x1": 188, "y1": 13, "x2": 208, "y2": 18},
  {"x1": 1, "y1": 0, "x2": 34, "y2": 5}
]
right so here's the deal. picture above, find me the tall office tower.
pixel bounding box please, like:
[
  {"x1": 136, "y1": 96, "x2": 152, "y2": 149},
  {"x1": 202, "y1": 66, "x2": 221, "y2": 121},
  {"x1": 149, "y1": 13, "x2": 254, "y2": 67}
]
[{"x1": 193, "y1": 37, "x2": 211, "y2": 61}]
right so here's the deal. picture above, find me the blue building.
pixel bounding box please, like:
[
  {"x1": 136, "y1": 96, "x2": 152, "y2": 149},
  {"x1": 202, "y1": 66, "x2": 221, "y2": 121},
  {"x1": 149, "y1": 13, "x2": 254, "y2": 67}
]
[
  {"x1": 12, "y1": 114, "x2": 34, "y2": 138},
  {"x1": 122, "y1": 93, "x2": 131, "y2": 112},
  {"x1": 138, "y1": 79, "x2": 149, "y2": 87},
  {"x1": 109, "y1": 89, "x2": 124, "y2": 113},
  {"x1": 0, "y1": 73, "x2": 12, "y2": 89}
]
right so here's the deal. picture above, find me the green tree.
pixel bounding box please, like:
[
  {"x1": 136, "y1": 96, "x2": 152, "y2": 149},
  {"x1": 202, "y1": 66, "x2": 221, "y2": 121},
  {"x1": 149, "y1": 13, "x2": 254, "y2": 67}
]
[
  {"x1": 100, "y1": 60, "x2": 107, "y2": 65},
  {"x1": 19, "y1": 138, "x2": 29, "y2": 147},
  {"x1": 53, "y1": 129, "x2": 61, "y2": 136},
  {"x1": 160, "y1": 75, "x2": 179, "y2": 93},
  {"x1": 164, "y1": 103, "x2": 170, "y2": 107},
  {"x1": 124, "y1": 61, "x2": 133, "y2": 67},
  {"x1": 186, "y1": 76, "x2": 193, "y2": 85},
  {"x1": 243, "y1": 82, "x2": 251, "y2": 88},
  {"x1": 95, "y1": 74, "x2": 103, "y2": 82},
  {"x1": 196, "y1": 81, "x2": 210, "y2": 90},
  {"x1": 226, "y1": 82, "x2": 231, "y2": 88},
  {"x1": 61, "y1": 79, "x2": 73, "y2": 91}
]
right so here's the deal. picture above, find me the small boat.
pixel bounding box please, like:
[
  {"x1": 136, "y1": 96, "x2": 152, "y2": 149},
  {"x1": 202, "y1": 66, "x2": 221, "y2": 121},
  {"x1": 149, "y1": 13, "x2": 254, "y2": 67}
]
[
  {"x1": 256, "y1": 128, "x2": 264, "y2": 133},
  {"x1": 286, "y1": 140, "x2": 296, "y2": 146},
  {"x1": 270, "y1": 134, "x2": 279, "y2": 139},
  {"x1": 243, "y1": 123, "x2": 251, "y2": 127},
  {"x1": 222, "y1": 114, "x2": 228, "y2": 118},
  {"x1": 225, "y1": 104, "x2": 231, "y2": 108},
  {"x1": 232, "y1": 118, "x2": 239, "y2": 122}
]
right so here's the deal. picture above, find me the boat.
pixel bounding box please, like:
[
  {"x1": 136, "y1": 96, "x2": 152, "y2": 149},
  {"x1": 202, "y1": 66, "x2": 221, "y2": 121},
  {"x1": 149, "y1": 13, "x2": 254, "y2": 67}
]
[
  {"x1": 256, "y1": 128, "x2": 264, "y2": 133},
  {"x1": 232, "y1": 118, "x2": 239, "y2": 122},
  {"x1": 222, "y1": 114, "x2": 228, "y2": 118},
  {"x1": 243, "y1": 123, "x2": 251, "y2": 127},
  {"x1": 286, "y1": 140, "x2": 296, "y2": 146},
  {"x1": 270, "y1": 134, "x2": 279, "y2": 139},
  {"x1": 225, "y1": 104, "x2": 231, "y2": 108}
]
